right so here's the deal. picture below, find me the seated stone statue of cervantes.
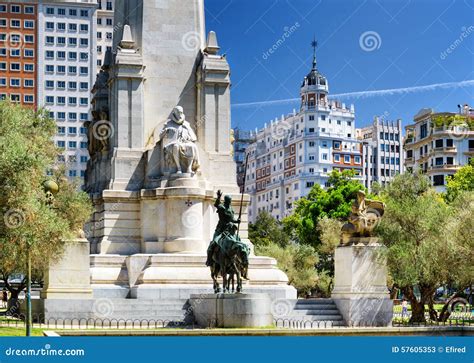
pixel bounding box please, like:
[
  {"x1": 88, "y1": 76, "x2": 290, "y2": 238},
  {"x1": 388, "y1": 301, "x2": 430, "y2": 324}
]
[{"x1": 158, "y1": 106, "x2": 200, "y2": 175}]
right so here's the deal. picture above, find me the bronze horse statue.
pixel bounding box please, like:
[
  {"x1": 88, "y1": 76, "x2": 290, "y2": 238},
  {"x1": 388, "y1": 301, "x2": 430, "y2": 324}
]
[{"x1": 209, "y1": 232, "x2": 249, "y2": 293}]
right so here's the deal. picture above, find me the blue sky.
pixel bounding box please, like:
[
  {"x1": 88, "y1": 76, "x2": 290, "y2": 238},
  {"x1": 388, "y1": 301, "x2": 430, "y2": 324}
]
[{"x1": 204, "y1": 0, "x2": 474, "y2": 132}]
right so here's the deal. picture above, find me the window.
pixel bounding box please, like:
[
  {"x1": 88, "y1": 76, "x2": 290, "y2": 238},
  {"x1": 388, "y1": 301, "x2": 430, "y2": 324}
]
[
  {"x1": 69, "y1": 81, "x2": 77, "y2": 90},
  {"x1": 25, "y1": 35, "x2": 34, "y2": 44},
  {"x1": 69, "y1": 9, "x2": 77, "y2": 16},
  {"x1": 68, "y1": 66, "x2": 77, "y2": 74},
  {"x1": 68, "y1": 155, "x2": 77, "y2": 163},
  {"x1": 57, "y1": 51, "x2": 66, "y2": 60},
  {"x1": 435, "y1": 139, "x2": 443, "y2": 148},
  {"x1": 57, "y1": 37, "x2": 66, "y2": 45},
  {"x1": 10, "y1": 94, "x2": 20, "y2": 103},
  {"x1": 0, "y1": 62, "x2": 6, "y2": 70},
  {"x1": 24, "y1": 79, "x2": 34, "y2": 88},
  {"x1": 24, "y1": 6, "x2": 34, "y2": 14},
  {"x1": 24, "y1": 95, "x2": 34, "y2": 103},
  {"x1": 0, "y1": 34, "x2": 5, "y2": 41},
  {"x1": 446, "y1": 138, "x2": 454, "y2": 147},
  {"x1": 68, "y1": 51, "x2": 77, "y2": 60},
  {"x1": 354, "y1": 156, "x2": 361, "y2": 164},
  {"x1": 46, "y1": 50, "x2": 54, "y2": 59},
  {"x1": 80, "y1": 82, "x2": 88, "y2": 90},
  {"x1": 80, "y1": 38, "x2": 88, "y2": 46},
  {"x1": 57, "y1": 96, "x2": 66, "y2": 105},
  {"x1": 24, "y1": 20, "x2": 34, "y2": 29},
  {"x1": 45, "y1": 65, "x2": 54, "y2": 73},
  {"x1": 0, "y1": 20, "x2": 5, "y2": 27},
  {"x1": 10, "y1": 20, "x2": 20, "y2": 28},
  {"x1": 97, "y1": 45, "x2": 102, "y2": 53},
  {"x1": 80, "y1": 113, "x2": 88, "y2": 121},
  {"x1": 80, "y1": 10, "x2": 89, "y2": 17},
  {"x1": 46, "y1": 36, "x2": 54, "y2": 45},
  {"x1": 446, "y1": 157, "x2": 454, "y2": 165},
  {"x1": 58, "y1": 8, "x2": 66, "y2": 16},
  {"x1": 106, "y1": 18, "x2": 113, "y2": 26},
  {"x1": 69, "y1": 113, "x2": 77, "y2": 121},
  {"x1": 80, "y1": 156, "x2": 88, "y2": 163},
  {"x1": 322, "y1": 153, "x2": 328, "y2": 160},
  {"x1": 10, "y1": 63, "x2": 20, "y2": 71},
  {"x1": 337, "y1": 120, "x2": 341, "y2": 125},
  {"x1": 69, "y1": 38, "x2": 77, "y2": 46},
  {"x1": 97, "y1": 31, "x2": 102, "y2": 39},
  {"x1": 57, "y1": 141, "x2": 66, "y2": 148},
  {"x1": 306, "y1": 182, "x2": 315, "y2": 188},
  {"x1": 69, "y1": 170, "x2": 77, "y2": 177},
  {"x1": 57, "y1": 81, "x2": 66, "y2": 89},
  {"x1": 0, "y1": 78, "x2": 5, "y2": 86},
  {"x1": 68, "y1": 97, "x2": 77, "y2": 105},
  {"x1": 308, "y1": 128, "x2": 315, "y2": 133},
  {"x1": 24, "y1": 49, "x2": 34, "y2": 57},
  {"x1": 0, "y1": 5, "x2": 5, "y2": 12},
  {"x1": 10, "y1": 78, "x2": 20, "y2": 87},
  {"x1": 68, "y1": 141, "x2": 77, "y2": 149},
  {"x1": 46, "y1": 8, "x2": 55, "y2": 15},
  {"x1": 80, "y1": 127, "x2": 87, "y2": 135},
  {"x1": 309, "y1": 115, "x2": 315, "y2": 121},
  {"x1": 57, "y1": 112, "x2": 66, "y2": 120},
  {"x1": 334, "y1": 154, "x2": 340, "y2": 162},
  {"x1": 24, "y1": 64, "x2": 34, "y2": 72},
  {"x1": 68, "y1": 127, "x2": 77, "y2": 134},
  {"x1": 420, "y1": 123, "x2": 428, "y2": 139},
  {"x1": 309, "y1": 141, "x2": 315, "y2": 147},
  {"x1": 80, "y1": 52, "x2": 88, "y2": 61},
  {"x1": 80, "y1": 67, "x2": 88, "y2": 75},
  {"x1": 80, "y1": 98, "x2": 88, "y2": 105},
  {"x1": 433, "y1": 175, "x2": 444, "y2": 186},
  {"x1": 344, "y1": 155, "x2": 350, "y2": 164},
  {"x1": 10, "y1": 5, "x2": 21, "y2": 13},
  {"x1": 80, "y1": 24, "x2": 88, "y2": 32},
  {"x1": 107, "y1": 1, "x2": 113, "y2": 10},
  {"x1": 80, "y1": 142, "x2": 87, "y2": 149},
  {"x1": 58, "y1": 127, "x2": 66, "y2": 135},
  {"x1": 333, "y1": 141, "x2": 341, "y2": 149},
  {"x1": 10, "y1": 49, "x2": 20, "y2": 57},
  {"x1": 57, "y1": 65, "x2": 66, "y2": 74}
]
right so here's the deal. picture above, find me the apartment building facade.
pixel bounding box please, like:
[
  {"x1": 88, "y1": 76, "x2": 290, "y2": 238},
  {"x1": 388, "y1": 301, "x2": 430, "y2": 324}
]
[
  {"x1": 404, "y1": 105, "x2": 474, "y2": 192},
  {"x1": 96, "y1": 0, "x2": 113, "y2": 67},
  {"x1": 0, "y1": 1, "x2": 37, "y2": 107},
  {"x1": 245, "y1": 49, "x2": 362, "y2": 222},
  {"x1": 357, "y1": 118, "x2": 404, "y2": 189}
]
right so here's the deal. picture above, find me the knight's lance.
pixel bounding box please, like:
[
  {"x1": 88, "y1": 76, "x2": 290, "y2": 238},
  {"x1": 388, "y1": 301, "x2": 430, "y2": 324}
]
[{"x1": 237, "y1": 153, "x2": 250, "y2": 237}]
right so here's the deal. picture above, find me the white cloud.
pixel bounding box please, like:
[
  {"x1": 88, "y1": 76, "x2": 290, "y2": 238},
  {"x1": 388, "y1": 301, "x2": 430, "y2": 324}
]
[{"x1": 231, "y1": 80, "x2": 474, "y2": 108}]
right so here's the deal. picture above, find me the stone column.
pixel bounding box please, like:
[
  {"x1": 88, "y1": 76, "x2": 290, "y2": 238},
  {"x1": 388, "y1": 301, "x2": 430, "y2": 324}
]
[{"x1": 331, "y1": 241, "x2": 393, "y2": 326}]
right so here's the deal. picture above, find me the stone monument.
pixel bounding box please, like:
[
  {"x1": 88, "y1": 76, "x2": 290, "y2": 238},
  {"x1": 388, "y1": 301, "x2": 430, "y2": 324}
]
[
  {"x1": 30, "y1": 0, "x2": 295, "y2": 321},
  {"x1": 331, "y1": 191, "x2": 393, "y2": 326}
]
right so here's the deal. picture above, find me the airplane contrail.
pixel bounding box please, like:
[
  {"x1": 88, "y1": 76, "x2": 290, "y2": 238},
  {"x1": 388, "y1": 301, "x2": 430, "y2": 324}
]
[{"x1": 231, "y1": 80, "x2": 474, "y2": 108}]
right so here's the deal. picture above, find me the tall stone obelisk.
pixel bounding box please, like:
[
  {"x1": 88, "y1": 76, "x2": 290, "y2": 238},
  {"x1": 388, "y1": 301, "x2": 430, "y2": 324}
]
[{"x1": 84, "y1": 0, "x2": 296, "y2": 304}]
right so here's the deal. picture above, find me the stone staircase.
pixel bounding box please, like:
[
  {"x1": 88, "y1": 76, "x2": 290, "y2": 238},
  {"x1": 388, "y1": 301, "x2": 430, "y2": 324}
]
[{"x1": 274, "y1": 298, "x2": 345, "y2": 327}]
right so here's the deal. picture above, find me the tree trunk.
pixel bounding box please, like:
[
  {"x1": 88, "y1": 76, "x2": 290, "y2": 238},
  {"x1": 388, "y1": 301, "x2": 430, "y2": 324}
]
[{"x1": 402, "y1": 286, "x2": 426, "y2": 323}]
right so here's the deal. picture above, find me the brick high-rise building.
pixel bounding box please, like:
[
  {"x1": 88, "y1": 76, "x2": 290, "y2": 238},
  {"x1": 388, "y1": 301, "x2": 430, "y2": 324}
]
[{"x1": 0, "y1": 1, "x2": 38, "y2": 107}]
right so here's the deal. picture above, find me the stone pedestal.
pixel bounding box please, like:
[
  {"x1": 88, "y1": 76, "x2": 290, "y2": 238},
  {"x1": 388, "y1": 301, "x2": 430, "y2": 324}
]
[
  {"x1": 331, "y1": 242, "x2": 393, "y2": 326},
  {"x1": 190, "y1": 293, "x2": 273, "y2": 328},
  {"x1": 40, "y1": 239, "x2": 93, "y2": 300}
]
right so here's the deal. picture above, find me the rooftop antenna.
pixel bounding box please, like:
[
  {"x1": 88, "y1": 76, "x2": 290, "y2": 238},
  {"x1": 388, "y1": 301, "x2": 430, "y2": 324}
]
[{"x1": 311, "y1": 36, "x2": 317, "y2": 70}]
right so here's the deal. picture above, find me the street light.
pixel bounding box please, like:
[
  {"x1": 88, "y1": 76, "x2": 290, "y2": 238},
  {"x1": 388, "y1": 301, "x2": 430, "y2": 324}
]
[{"x1": 25, "y1": 179, "x2": 59, "y2": 337}]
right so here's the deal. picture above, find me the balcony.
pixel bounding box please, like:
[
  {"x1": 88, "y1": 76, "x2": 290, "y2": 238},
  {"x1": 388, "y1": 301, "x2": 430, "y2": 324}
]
[
  {"x1": 427, "y1": 164, "x2": 459, "y2": 172},
  {"x1": 431, "y1": 146, "x2": 457, "y2": 154}
]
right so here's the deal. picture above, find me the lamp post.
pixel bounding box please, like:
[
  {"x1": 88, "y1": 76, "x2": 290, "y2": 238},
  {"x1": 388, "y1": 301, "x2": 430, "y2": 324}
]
[{"x1": 25, "y1": 179, "x2": 59, "y2": 337}]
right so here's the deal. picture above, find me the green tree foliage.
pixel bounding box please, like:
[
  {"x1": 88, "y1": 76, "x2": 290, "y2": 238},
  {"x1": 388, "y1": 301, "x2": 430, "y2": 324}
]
[
  {"x1": 445, "y1": 159, "x2": 474, "y2": 203},
  {"x1": 283, "y1": 169, "x2": 365, "y2": 248},
  {"x1": 256, "y1": 243, "x2": 318, "y2": 297},
  {"x1": 0, "y1": 102, "x2": 93, "y2": 306},
  {"x1": 248, "y1": 211, "x2": 289, "y2": 248},
  {"x1": 376, "y1": 172, "x2": 473, "y2": 323}
]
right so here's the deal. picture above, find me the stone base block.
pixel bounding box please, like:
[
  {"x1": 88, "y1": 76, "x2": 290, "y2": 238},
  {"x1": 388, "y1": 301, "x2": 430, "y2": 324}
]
[
  {"x1": 190, "y1": 293, "x2": 273, "y2": 328},
  {"x1": 332, "y1": 296, "x2": 393, "y2": 326}
]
